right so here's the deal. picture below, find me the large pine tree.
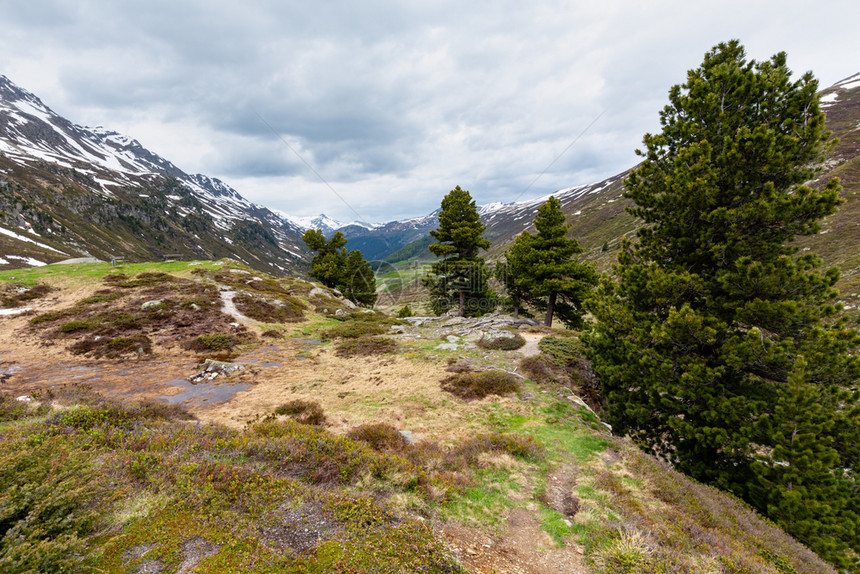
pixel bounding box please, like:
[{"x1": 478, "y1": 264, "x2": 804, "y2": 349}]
[
  {"x1": 425, "y1": 186, "x2": 495, "y2": 316},
  {"x1": 503, "y1": 196, "x2": 596, "y2": 327},
  {"x1": 584, "y1": 41, "x2": 859, "y2": 567}
]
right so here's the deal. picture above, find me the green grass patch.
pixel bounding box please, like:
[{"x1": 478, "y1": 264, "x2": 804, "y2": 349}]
[
  {"x1": 538, "y1": 505, "x2": 577, "y2": 546},
  {"x1": 441, "y1": 468, "x2": 520, "y2": 527},
  {"x1": 0, "y1": 260, "x2": 225, "y2": 285}
]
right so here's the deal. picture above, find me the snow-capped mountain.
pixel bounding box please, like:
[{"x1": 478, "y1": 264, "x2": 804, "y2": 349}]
[{"x1": 0, "y1": 75, "x2": 307, "y2": 273}]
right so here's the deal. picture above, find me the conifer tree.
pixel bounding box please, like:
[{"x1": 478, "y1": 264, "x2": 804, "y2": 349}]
[
  {"x1": 750, "y1": 358, "x2": 859, "y2": 570},
  {"x1": 303, "y1": 229, "x2": 377, "y2": 307},
  {"x1": 303, "y1": 229, "x2": 347, "y2": 289},
  {"x1": 424, "y1": 186, "x2": 495, "y2": 316},
  {"x1": 584, "y1": 41, "x2": 858, "y2": 566},
  {"x1": 342, "y1": 249, "x2": 378, "y2": 308},
  {"x1": 504, "y1": 197, "x2": 597, "y2": 327}
]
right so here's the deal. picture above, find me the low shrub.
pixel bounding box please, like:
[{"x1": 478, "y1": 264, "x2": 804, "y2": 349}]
[
  {"x1": 78, "y1": 290, "x2": 125, "y2": 305},
  {"x1": 477, "y1": 331, "x2": 526, "y2": 350},
  {"x1": 335, "y1": 336, "x2": 396, "y2": 358},
  {"x1": 347, "y1": 422, "x2": 407, "y2": 452},
  {"x1": 321, "y1": 320, "x2": 388, "y2": 340},
  {"x1": 0, "y1": 395, "x2": 50, "y2": 422},
  {"x1": 440, "y1": 371, "x2": 520, "y2": 400},
  {"x1": 538, "y1": 335, "x2": 583, "y2": 366},
  {"x1": 397, "y1": 304, "x2": 414, "y2": 318},
  {"x1": 447, "y1": 433, "x2": 545, "y2": 465},
  {"x1": 262, "y1": 329, "x2": 284, "y2": 339},
  {"x1": 69, "y1": 334, "x2": 153, "y2": 358},
  {"x1": 249, "y1": 418, "x2": 419, "y2": 486},
  {"x1": 1, "y1": 282, "x2": 52, "y2": 307},
  {"x1": 0, "y1": 439, "x2": 97, "y2": 572},
  {"x1": 104, "y1": 335, "x2": 153, "y2": 356},
  {"x1": 274, "y1": 399, "x2": 326, "y2": 426},
  {"x1": 536, "y1": 335, "x2": 603, "y2": 410},
  {"x1": 233, "y1": 292, "x2": 306, "y2": 323},
  {"x1": 50, "y1": 404, "x2": 131, "y2": 431},
  {"x1": 59, "y1": 319, "x2": 98, "y2": 333},
  {"x1": 184, "y1": 333, "x2": 238, "y2": 352},
  {"x1": 520, "y1": 354, "x2": 569, "y2": 386},
  {"x1": 30, "y1": 308, "x2": 79, "y2": 325},
  {"x1": 106, "y1": 271, "x2": 175, "y2": 288}
]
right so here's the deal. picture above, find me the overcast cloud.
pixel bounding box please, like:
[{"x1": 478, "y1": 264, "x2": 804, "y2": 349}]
[{"x1": 0, "y1": 1, "x2": 857, "y2": 223}]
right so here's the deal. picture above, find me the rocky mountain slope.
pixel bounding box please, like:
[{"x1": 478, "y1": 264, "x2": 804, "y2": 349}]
[{"x1": 0, "y1": 75, "x2": 308, "y2": 275}]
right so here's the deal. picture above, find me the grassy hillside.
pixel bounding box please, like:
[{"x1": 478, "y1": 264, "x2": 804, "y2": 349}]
[{"x1": 0, "y1": 261, "x2": 839, "y2": 573}]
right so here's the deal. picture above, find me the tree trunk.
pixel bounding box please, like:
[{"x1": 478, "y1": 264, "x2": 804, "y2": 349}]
[
  {"x1": 512, "y1": 294, "x2": 520, "y2": 318},
  {"x1": 459, "y1": 290, "x2": 466, "y2": 317},
  {"x1": 545, "y1": 292, "x2": 556, "y2": 327}
]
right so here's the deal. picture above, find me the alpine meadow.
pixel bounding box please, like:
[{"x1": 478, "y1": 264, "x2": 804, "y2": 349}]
[{"x1": 0, "y1": 36, "x2": 858, "y2": 574}]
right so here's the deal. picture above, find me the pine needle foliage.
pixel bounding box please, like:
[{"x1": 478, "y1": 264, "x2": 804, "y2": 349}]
[
  {"x1": 303, "y1": 229, "x2": 377, "y2": 307},
  {"x1": 584, "y1": 40, "x2": 859, "y2": 569},
  {"x1": 424, "y1": 186, "x2": 495, "y2": 316},
  {"x1": 503, "y1": 196, "x2": 597, "y2": 327}
]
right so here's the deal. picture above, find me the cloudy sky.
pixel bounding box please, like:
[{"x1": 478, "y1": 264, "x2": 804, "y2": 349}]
[{"x1": 0, "y1": 1, "x2": 856, "y2": 224}]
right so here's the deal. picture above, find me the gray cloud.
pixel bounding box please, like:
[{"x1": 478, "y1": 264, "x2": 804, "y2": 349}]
[{"x1": 0, "y1": 0, "x2": 857, "y2": 222}]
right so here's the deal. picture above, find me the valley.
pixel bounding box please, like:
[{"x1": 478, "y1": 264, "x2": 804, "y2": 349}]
[
  {"x1": 0, "y1": 260, "x2": 840, "y2": 573},
  {"x1": 0, "y1": 53, "x2": 858, "y2": 574}
]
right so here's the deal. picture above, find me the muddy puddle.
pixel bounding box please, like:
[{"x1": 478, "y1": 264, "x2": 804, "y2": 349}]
[{"x1": 157, "y1": 379, "x2": 253, "y2": 405}]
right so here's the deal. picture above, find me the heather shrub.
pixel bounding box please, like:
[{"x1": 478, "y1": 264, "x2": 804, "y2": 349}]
[
  {"x1": 348, "y1": 422, "x2": 407, "y2": 452},
  {"x1": 233, "y1": 292, "x2": 305, "y2": 323},
  {"x1": 447, "y1": 433, "x2": 545, "y2": 465},
  {"x1": 321, "y1": 320, "x2": 388, "y2": 340},
  {"x1": 335, "y1": 336, "x2": 396, "y2": 357},
  {"x1": 477, "y1": 330, "x2": 526, "y2": 350},
  {"x1": 440, "y1": 371, "x2": 520, "y2": 400},
  {"x1": 274, "y1": 399, "x2": 326, "y2": 426},
  {"x1": 185, "y1": 333, "x2": 238, "y2": 352}
]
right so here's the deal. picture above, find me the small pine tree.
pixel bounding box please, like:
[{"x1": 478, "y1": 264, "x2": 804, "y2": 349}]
[
  {"x1": 425, "y1": 186, "x2": 495, "y2": 316},
  {"x1": 503, "y1": 197, "x2": 597, "y2": 327},
  {"x1": 303, "y1": 229, "x2": 348, "y2": 289},
  {"x1": 342, "y1": 250, "x2": 378, "y2": 307},
  {"x1": 397, "y1": 304, "x2": 414, "y2": 318},
  {"x1": 303, "y1": 229, "x2": 377, "y2": 307}
]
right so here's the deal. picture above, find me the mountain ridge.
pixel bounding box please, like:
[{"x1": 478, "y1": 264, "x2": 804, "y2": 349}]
[
  {"x1": 0, "y1": 74, "x2": 309, "y2": 274},
  {"x1": 2, "y1": 70, "x2": 858, "y2": 291}
]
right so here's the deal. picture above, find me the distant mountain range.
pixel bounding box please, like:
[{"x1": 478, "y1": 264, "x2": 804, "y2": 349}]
[{"x1": 1, "y1": 72, "x2": 858, "y2": 290}]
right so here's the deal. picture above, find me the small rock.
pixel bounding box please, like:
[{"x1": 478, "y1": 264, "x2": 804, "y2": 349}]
[
  {"x1": 434, "y1": 343, "x2": 459, "y2": 351},
  {"x1": 399, "y1": 430, "x2": 414, "y2": 445},
  {"x1": 188, "y1": 360, "x2": 244, "y2": 382},
  {"x1": 335, "y1": 309, "x2": 347, "y2": 317},
  {"x1": 445, "y1": 335, "x2": 461, "y2": 343},
  {"x1": 141, "y1": 300, "x2": 164, "y2": 310}
]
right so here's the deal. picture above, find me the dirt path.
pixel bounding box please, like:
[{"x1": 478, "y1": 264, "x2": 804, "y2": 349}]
[
  {"x1": 219, "y1": 289, "x2": 253, "y2": 324},
  {"x1": 517, "y1": 332, "x2": 544, "y2": 357}
]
